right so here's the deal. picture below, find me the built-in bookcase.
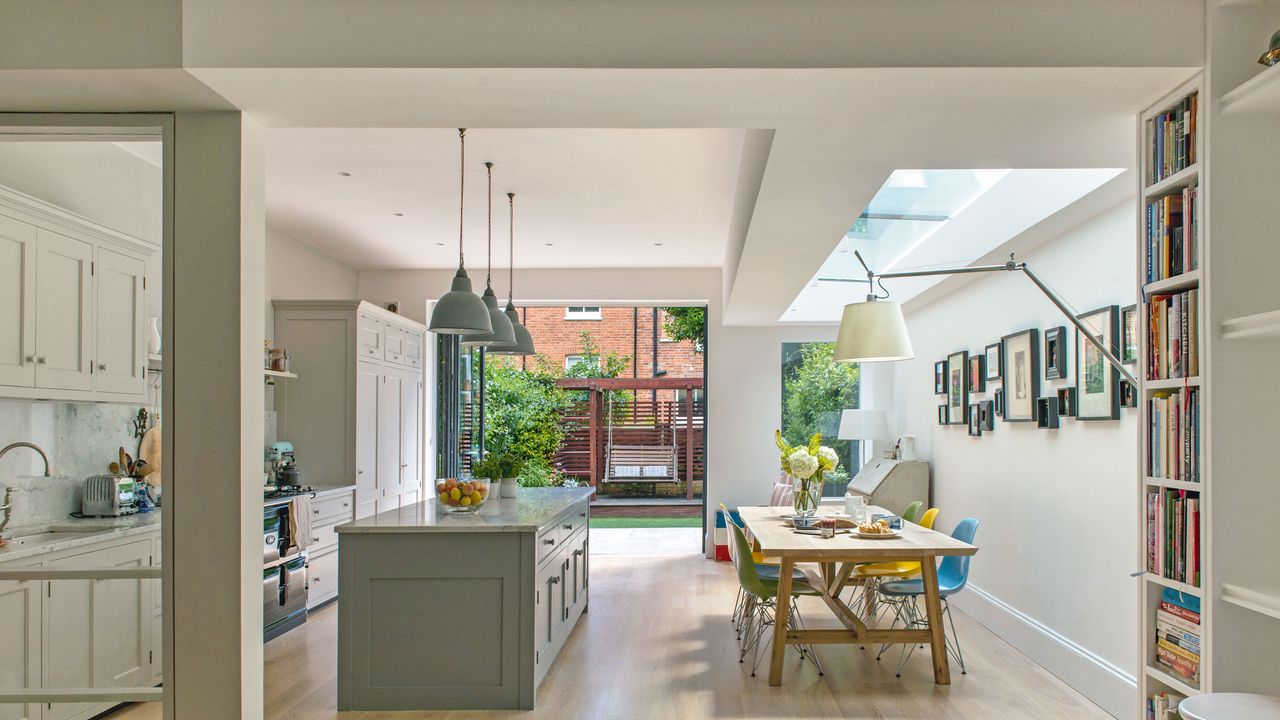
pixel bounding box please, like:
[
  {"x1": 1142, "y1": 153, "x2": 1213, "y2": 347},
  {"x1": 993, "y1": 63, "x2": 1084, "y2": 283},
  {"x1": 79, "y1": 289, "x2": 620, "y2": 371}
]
[
  {"x1": 1137, "y1": 78, "x2": 1207, "y2": 707},
  {"x1": 1139, "y1": 4, "x2": 1280, "y2": 714}
]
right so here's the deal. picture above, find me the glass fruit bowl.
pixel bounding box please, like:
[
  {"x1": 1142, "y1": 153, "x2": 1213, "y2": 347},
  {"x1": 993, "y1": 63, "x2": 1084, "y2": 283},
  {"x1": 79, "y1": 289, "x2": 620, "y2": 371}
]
[{"x1": 436, "y1": 477, "x2": 491, "y2": 514}]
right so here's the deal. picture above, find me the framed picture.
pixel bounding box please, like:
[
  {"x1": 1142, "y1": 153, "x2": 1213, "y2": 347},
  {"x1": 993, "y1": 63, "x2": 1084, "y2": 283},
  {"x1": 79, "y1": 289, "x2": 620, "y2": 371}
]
[
  {"x1": 984, "y1": 343, "x2": 1002, "y2": 380},
  {"x1": 968, "y1": 354, "x2": 986, "y2": 393},
  {"x1": 1044, "y1": 326, "x2": 1068, "y2": 380},
  {"x1": 1120, "y1": 304, "x2": 1139, "y2": 365},
  {"x1": 978, "y1": 399, "x2": 995, "y2": 430},
  {"x1": 1001, "y1": 328, "x2": 1040, "y2": 422},
  {"x1": 937, "y1": 404, "x2": 949, "y2": 425},
  {"x1": 967, "y1": 404, "x2": 983, "y2": 436},
  {"x1": 947, "y1": 350, "x2": 968, "y2": 425},
  {"x1": 1076, "y1": 305, "x2": 1121, "y2": 421},
  {"x1": 934, "y1": 361, "x2": 948, "y2": 394},
  {"x1": 994, "y1": 388, "x2": 1004, "y2": 417},
  {"x1": 1057, "y1": 386, "x2": 1077, "y2": 417},
  {"x1": 1120, "y1": 379, "x2": 1138, "y2": 408}
]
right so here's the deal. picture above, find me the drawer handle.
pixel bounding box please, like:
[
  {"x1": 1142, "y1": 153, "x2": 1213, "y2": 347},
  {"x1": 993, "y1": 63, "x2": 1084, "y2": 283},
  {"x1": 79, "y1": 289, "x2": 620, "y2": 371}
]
[
  {"x1": 543, "y1": 539, "x2": 555, "y2": 546},
  {"x1": 573, "y1": 549, "x2": 583, "y2": 557},
  {"x1": 550, "y1": 577, "x2": 560, "y2": 585},
  {"x1": 562, "y1": 524, "x2": 573, "y2": 530},
  {"x1": 342, "y1": 502, "x2": 349, "y2": 508},
  {"x1": 579, "y1": 512, "x2": 587, "y2": 518},
  {"x1": 313, "y1": 509, "x2": 320, "y2": 515}
]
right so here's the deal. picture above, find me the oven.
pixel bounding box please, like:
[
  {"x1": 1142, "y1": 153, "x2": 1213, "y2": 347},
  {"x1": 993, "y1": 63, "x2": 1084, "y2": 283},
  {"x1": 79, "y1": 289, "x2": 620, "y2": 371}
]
[{"x1": 263, "y1": 502, "x2": 308, "y2": 641}]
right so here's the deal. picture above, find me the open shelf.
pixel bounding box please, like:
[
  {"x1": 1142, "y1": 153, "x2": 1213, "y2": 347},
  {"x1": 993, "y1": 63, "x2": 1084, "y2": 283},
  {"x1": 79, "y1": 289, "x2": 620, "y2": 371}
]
[
  {"x1": 1221, "y1": 62, "x2": 1280, "y2": 117},
  {"x1": 1146, "y1": 573, "x2": 1202, "y2": 597},
  {"x1": 1143, "y1": 269, "x2": 1201, "y2": 296},
  {"x1": 1220, "y1": 308, "x2": 1280, "y2": 339},
  {"x1": 1144, "y1": 476, "x2": 1202, "y2": 492},
  {"x1": 1145, "y1": 665, "x2": 1201, "y2": 697},
  {"x1": 263, "y1": 369, "x2": 297, "y2": 380},
  {"x1": 1144, "y1": 376, "x2": 1201, "y2": 391},
  {"x1": 1222, "y1": 580, "x2": 1280, "y2": 622},
  {"x1": 1144, "y1": 164, "x2": 1199, "y2": 199}
]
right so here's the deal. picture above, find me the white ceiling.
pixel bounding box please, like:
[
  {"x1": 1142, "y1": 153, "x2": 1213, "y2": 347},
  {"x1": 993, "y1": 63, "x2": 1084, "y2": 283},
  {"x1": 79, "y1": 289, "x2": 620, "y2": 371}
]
[{"x1": 266, "y1": 128, "x2": 744, "y2": 270}]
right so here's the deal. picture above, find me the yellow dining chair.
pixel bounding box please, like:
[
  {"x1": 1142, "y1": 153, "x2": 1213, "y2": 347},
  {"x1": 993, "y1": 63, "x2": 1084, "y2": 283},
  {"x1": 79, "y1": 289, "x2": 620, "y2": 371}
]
[{"x1": 844, "y1": 507, "x2": 940, "y2": 618}]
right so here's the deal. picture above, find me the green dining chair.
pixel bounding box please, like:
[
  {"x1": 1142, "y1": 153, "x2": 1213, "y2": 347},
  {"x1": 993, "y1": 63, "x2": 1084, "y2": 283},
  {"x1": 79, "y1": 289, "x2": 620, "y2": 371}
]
[
  {"x1": 901, "y1": 500, "x2": 923, "y2": 524},
  {"x1": 728, "y1": 521, "x2": 824, "y2": 677}
]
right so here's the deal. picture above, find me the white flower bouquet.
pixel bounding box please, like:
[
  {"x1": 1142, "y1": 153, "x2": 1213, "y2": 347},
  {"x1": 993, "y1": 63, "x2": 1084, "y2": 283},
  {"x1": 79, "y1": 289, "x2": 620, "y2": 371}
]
[{"x1": 775, "y1": 430, "x2": 839, "y2": 517}]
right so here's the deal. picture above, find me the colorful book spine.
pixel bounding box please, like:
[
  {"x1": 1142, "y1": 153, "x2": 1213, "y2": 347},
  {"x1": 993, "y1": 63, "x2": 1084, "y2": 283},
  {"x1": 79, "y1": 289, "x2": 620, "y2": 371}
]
[{"x1": 1148, "y1": 93, "x2": 1198, "y2": 185}]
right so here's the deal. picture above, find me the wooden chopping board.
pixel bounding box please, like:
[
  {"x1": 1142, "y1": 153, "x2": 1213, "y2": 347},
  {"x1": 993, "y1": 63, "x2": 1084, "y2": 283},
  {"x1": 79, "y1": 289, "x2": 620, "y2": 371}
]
[{"x1": 138, "y1": 424, "x2": 161, "y2": 488}]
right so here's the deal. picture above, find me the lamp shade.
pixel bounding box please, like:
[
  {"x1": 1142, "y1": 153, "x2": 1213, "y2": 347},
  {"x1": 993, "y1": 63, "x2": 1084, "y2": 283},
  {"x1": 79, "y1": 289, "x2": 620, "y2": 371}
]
[
  {"x1": 489, "y1": 302, "x2": 536, "y2": 356},
  {"x1": 838, "y1": 409, "x2": 890, "y2": 441},
  {"x1": 834, "y1": 300, "x2": 914, "y2": 362},
  {"x1": 429, "y1": 267, "x2": 493, "y2": 335},
  {"x1": 461, "y1": 286, "x2": 516, "y2": 348}
]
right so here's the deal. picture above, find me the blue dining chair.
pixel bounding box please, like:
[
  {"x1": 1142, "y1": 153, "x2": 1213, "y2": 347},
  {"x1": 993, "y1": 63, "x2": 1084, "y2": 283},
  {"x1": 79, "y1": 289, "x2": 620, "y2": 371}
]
[{"x1": 875, "y1": 517, "x2": 980, "y2": 677}]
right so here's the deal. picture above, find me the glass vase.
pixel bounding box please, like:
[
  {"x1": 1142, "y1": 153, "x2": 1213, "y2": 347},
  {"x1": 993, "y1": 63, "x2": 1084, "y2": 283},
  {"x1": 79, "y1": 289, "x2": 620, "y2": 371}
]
[{"x1": 792, "y1": 473, "x2": 822, "y2": 518}]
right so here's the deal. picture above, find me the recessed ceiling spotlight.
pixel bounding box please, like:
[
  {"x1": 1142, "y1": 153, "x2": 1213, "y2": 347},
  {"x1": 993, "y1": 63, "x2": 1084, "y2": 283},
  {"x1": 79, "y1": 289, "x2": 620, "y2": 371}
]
[
  {"x1": 545, "y1": 243, "x2": 553, "y2": 246},
  {"x1": 654, "y1": 242, "x2": 663, "y2": 246},
  {"x1": 394, "y1": 212, "x2": 404, "y2": 217},
  {"x1": 338, "y1": 171, "x2": 352, "y2": 177},
  {"x1": 436, "y1": 242, "x2": 444, "y2": 246}
]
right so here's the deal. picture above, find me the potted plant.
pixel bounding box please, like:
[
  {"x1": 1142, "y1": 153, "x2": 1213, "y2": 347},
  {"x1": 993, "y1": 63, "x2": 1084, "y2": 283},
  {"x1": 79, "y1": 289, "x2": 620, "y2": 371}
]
[{"x1": 473, "y1": 452, "x2": 526, "y2": 498}]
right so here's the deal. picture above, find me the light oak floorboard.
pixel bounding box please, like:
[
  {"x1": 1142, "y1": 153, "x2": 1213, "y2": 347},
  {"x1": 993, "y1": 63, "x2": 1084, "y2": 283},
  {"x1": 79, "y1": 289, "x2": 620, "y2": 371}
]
[{"x1": 109, "y1": 553, "x2": 1110, "y2": 719}]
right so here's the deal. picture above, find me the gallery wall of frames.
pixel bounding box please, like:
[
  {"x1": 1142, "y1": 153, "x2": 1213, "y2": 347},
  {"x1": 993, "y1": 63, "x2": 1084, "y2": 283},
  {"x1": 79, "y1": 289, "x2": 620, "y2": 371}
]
[{"x1": 932, "y1": 303, "x2": 1139, "y2": 437}]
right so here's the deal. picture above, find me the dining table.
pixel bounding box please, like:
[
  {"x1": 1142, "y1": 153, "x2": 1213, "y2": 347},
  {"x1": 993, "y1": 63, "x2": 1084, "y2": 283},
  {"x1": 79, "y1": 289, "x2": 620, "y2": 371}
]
[{"x1": 736, "y1": 504, "x2": 978, "y2": 686}]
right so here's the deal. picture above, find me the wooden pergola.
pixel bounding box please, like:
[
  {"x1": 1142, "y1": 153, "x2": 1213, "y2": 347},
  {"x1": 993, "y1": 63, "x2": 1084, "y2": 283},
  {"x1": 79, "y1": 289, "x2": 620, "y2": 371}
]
[{"x1": 555, "y1": 377, "x2": 705, "y2": 499}]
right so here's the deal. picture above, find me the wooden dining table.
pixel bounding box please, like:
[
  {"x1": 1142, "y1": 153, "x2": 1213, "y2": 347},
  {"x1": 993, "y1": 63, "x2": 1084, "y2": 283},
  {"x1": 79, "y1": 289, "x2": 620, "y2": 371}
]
[{"x1": 737, "y1": 504, "x2": 978, "y2": 686}]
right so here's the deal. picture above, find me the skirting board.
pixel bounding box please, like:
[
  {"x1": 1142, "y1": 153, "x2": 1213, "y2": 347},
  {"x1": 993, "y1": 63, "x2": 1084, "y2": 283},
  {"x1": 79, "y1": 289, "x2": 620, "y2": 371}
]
[{"x1": 950, "y1": 584, "x2": 1137, "y2": 720}]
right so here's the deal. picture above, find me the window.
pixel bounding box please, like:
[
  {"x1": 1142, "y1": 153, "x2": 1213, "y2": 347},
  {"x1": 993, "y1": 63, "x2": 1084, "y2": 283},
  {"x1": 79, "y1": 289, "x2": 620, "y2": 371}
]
[
  {"x1": 565, "y1": 306, "x2": 602, "y2": 320},
  {"x1": 781, "y1": 342, "x2": 860, "y2": 496},
  {"x1": 674, "y1": 388, "x2": 704, "y2": 405},
  {"x1": 565, "y1": 354, "x2": 598, "y2": 372}
]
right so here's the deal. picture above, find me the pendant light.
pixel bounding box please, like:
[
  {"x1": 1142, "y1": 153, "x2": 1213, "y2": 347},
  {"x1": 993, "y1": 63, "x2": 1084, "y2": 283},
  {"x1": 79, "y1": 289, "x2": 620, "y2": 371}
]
[
  {"x1": 429, "y1": 128, "x2": 493, "y2": 336},
  {"x1": 489, "y1": 192, "x2": 537, "y2": 356},
  {"x1": 461, "y1": 161, "x2": 516, "y2": 348}
]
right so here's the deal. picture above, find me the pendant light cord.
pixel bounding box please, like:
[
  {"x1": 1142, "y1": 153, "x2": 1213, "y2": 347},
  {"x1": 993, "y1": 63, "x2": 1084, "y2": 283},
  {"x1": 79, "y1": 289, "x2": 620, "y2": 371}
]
[
  {"x1": 485, "y1": 161, "x2": 494, "y2": 288},
  {"x1": 457, "y1": 128, "x2": 466, "y2": 269},
  {"x1": 507, "y1": 192, "x2": 516, "y2": 303}
]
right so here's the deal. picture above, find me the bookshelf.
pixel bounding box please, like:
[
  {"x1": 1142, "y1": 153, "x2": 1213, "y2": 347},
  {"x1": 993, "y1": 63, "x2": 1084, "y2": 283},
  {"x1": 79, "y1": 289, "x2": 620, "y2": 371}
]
[
  {"x1": 1138, "y1": 4, "x2": 1280, "y2": 713},
  {"x1": 1137, "y1": 76, "x2": 1206, "y2": 712}
]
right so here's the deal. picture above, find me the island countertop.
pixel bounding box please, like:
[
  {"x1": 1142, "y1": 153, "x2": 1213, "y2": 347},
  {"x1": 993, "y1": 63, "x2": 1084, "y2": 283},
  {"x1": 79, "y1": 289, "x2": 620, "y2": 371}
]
[{"x1": 336, "y1": 487, "x2": 593, "y2": 534}]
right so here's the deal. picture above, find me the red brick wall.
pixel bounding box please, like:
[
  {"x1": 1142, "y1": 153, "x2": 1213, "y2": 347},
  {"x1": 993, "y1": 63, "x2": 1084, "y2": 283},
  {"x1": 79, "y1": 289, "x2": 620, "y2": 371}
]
[{"x1": 492, "y1": 307, "x2": 704, "y2": 390}]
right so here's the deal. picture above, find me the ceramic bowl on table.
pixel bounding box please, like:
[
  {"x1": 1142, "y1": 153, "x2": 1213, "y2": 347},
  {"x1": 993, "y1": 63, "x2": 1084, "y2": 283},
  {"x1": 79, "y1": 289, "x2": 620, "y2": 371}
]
[{"x1": 435, "y1": 477, "x2": 491, "y2": 513}]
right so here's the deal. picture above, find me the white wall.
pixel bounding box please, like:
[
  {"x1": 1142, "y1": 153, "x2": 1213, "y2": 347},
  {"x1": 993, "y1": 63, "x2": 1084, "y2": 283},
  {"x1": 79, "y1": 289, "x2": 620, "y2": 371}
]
[
  {"x1": 357, "y1": 267, "x2": 838, "y2": 543},
  {"x1": 264, "y1": 224, "x2": 359, "y2": 341},
  {"x1": 889, "y1": 202, "x2": 1138, "y2": 717}
]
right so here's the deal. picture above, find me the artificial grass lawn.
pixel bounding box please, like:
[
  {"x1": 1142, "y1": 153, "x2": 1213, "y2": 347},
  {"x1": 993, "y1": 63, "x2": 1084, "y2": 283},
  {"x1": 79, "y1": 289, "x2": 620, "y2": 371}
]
[{"x1": 588, "y1": 517, "x2": 703, "y2": 529}]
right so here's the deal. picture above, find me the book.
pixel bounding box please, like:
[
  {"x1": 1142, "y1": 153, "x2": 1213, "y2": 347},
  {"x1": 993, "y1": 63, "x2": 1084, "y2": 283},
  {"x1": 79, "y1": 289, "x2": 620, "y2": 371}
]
[
  {"x1": 1163, "y1": 587, "x2": 1201, "y2": 614},
  {"x1": 1156, "y1": 645, "x2": 1199, "y2": 685},
  {"x1": 1157, "y1": 636, "x2": 1199, "y2": 663},
  {"x1": 1156, "y1": 608, "x2": 1199, "y2": 635},
  {"x1": 1160, "y1": 599, "x2": 1200, "y2": 624},
  {"x1": 1148, "y1": 93, "x2": 1198, "y2": 185}
]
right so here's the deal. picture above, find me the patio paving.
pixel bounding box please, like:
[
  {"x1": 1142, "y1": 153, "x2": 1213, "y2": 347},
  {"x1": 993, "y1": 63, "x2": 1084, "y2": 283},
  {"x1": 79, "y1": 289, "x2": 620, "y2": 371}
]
[{"x1": 590, "y1": 527, "x2": 703, "y2": 555}]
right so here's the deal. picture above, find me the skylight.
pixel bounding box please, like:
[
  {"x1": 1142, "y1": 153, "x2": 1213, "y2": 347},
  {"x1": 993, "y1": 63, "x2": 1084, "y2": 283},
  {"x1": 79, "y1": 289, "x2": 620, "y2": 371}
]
[{"x1": 784, "y1": 167, "x2": 1124, "y2": 322}]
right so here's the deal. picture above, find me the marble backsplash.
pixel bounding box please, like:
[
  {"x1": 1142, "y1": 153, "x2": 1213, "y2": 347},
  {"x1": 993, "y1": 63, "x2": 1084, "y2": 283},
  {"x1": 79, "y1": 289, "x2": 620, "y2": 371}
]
[{"x1": 0, "y1": 399, "x2": 149, "y2": 529}]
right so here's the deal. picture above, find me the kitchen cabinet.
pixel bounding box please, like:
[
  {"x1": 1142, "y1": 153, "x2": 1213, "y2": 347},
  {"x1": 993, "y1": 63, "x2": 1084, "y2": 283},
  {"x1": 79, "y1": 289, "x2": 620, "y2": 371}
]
[
  {"x1": 0, "y1": 565, "x2": 41, "y2": 720},
  {"x1": 274, "y1": 301, "x2": 427, "y2": 518},
  {"x1": 91, "y1": 247, "x2": 146, "y2": 396},
  {"x1": 0, "y1": 214, "x2": 36, "y2": 389},
  {"x1": 306, "y1": 487, "x2": 353, "y2": 609},
  {"x1": 0, "y1": 187, "x2": 154, "y2": 404}
]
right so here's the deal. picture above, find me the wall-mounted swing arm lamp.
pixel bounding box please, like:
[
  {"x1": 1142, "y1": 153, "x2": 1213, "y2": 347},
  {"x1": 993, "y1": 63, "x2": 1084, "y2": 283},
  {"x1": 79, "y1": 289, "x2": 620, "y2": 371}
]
[{"x1": 835, "y1": 251, "x2": 1138, "y2": 388}]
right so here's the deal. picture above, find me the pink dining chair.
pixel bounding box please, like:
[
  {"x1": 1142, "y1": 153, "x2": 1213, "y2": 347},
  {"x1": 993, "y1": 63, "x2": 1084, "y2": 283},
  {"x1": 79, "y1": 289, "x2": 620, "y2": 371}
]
[{"x1": 768, "y1": 480, "x2": 794, "y2": 506}]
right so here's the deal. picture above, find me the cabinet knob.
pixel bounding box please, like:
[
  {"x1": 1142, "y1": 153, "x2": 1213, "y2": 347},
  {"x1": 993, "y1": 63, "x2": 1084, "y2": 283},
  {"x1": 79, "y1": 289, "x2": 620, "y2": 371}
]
[
  {"x1": 563, "y1": 524, "x2": 572, "y2": 530},
  {"x1": 98, "y1": 363, "x2": 107, "y2": 371},
  {"x1": 24, "y1": 355, "x2": 33, "y2": 364},
  {"x1": 357, "y1": 470, "x2": 363, "y2": 475},
  {"x1": 313, "y1": 509, "x2": 320, "y2": 515},
  {"x1": 573, "y1": 549, "x2": 583, "y2": 557},
  {"x1": 36, "y1": 357, "x2": 46, "y2": 364},
  {"x1": 342, "y1": 502, "x2": 349, "y2": 508},
  {"x1": 549, "y1": 577, "x2": 560, "y2": 584},
  {"x1": 543, "y1": 539, "x2": 555, "y2": 545}
]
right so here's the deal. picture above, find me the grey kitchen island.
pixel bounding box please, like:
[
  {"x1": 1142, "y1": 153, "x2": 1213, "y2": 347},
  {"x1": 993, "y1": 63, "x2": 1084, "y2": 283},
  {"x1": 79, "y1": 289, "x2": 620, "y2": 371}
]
[{"x1": 335, "y1": 487, "x2": 592, "y2": 710}]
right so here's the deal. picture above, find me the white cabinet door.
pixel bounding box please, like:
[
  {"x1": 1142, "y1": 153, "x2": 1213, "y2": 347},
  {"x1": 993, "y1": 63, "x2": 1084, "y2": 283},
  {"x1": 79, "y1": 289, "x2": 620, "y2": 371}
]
[
  {"x1": 0, "y1": 214, "x2": 37, "y2": 388},
  {"x1": 92, "y1": 247, "x2": 146, "y2": 396},
  {"x1": 383, "y1": 325, "x2": 405, "y2": 365},
  {"x1": 0, "y1": 569, "x2": 41, "y2": 720},
  {"x1": 43, "y1": 567, "x2": 93, "y2": 720},
  {"x1": 91, "y1": 541, "x2": 149, "y2": 691},
  {"x1": 355, "y1": 362, "x2": 380, "y2": 519},
  {"x1": 376, "y1": 371, "x2": 404, "y2": 513},
  {"x1": 34, "y1": 230, "x2": 92, "y2": 391},
  {"x1": 400, "y1": 374, "x2": 421, "y2": 505},
  {"x1": 356, "y1": 314, "x2": 384, "y2": 361},
  {"x1": 307, "y1": 548, "x2": 338, "y2": 609},
  {"x1": 401, "y1": 330, "x2": 423, "y2": 369},
  {"x1": 149, "y1": 537, "x2": 162, "y2": 686}
]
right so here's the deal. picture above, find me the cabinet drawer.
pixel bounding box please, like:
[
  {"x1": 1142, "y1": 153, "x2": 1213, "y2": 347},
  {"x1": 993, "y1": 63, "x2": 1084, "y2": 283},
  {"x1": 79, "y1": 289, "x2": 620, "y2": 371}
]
[
  {"x1": 383, "y1": 326, "x2": 406, "y2": 364},
  {"x1": 311, "y1": 492, "x2": 354, "y2": 523},
  {"x1": 309, "y1": 520, "x2": 340, "y2": 553},
  {"x1": 357, "y1": 314, "x2": 385, "y2": 360},
  {"x1": 308, "y1": 548, "x2": 338, "y2": 609},
  {"x1": 557, "y1": 502, "x2": 589, "y2": 546}
]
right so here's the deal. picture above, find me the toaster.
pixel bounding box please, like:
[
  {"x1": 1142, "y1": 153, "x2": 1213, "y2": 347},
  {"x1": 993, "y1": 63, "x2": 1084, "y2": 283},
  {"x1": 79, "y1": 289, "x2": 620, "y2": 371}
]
[{"x1": 82, "y1": 475, "x2": 140, "y2": 517}]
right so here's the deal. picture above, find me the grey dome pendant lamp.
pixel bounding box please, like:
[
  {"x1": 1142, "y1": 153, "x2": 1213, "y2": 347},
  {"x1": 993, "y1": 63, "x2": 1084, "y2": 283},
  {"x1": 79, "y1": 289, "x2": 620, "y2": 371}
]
[
  {"x1": 489, "y1": 192, "x2": 536, "y2": 355},
  {"x1": 461, "y1": 161, "x2": 516, "y2": 348},
  {"x1": 429, "y1": 128, "x2": 493, "y2": 336}
]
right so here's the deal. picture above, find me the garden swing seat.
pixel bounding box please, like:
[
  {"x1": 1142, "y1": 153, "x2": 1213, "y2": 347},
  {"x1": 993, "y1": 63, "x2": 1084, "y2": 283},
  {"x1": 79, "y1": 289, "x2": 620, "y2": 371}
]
[{"x1": 601, "y1": 390, "x2": 680, "y2": 484}]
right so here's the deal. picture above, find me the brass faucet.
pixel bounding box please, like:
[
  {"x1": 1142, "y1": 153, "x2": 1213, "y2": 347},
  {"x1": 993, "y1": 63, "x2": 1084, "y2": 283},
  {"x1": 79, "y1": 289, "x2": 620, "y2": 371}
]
[{"x1": 0, "y1": 442, "x2": 51, "y2": 545}]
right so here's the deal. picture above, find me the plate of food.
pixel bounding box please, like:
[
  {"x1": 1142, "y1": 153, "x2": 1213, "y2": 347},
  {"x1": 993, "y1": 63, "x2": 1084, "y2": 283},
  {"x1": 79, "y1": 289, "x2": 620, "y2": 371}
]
[{"x1": 856, "y1": 519, "x2": 902, "y2": 538}]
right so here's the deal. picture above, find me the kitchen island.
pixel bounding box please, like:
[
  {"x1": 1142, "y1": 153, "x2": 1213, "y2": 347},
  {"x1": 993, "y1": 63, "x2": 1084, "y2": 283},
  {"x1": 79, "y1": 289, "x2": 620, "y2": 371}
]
[{"x1": 335, "y1": 487, "x2": 592, "y2": 711}]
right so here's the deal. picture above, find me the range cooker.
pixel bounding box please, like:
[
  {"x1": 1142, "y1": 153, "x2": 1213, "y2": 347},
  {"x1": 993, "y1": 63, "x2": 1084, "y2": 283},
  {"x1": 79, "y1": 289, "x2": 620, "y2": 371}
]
[{"x1": 263, "y1": 487, "x2": 313, "y2": 641}]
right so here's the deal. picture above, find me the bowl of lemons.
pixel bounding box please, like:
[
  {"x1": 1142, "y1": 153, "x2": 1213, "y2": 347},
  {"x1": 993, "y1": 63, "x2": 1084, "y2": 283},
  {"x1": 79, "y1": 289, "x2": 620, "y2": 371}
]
[{"x1": 436, "y1": 477, "x2": 491, "y2": 513}]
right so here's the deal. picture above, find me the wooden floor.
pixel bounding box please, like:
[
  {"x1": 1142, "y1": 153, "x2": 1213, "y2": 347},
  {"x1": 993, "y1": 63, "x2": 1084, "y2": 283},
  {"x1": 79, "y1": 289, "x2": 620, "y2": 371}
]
[{"x1": 111, "y1": 552, "x2": 1110, "y2": 719}]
